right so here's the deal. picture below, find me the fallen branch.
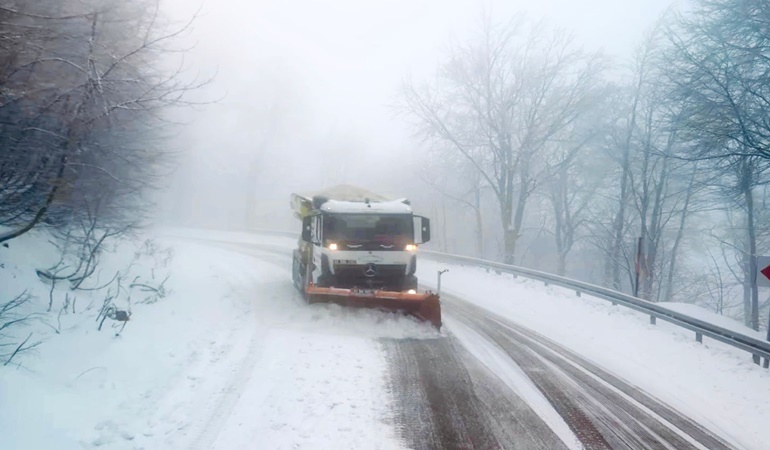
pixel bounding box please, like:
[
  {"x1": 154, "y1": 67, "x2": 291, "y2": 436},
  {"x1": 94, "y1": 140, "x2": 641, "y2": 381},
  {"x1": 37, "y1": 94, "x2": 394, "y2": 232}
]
[{"x1": 4, "y1": 332, "x2": 39, "y2": 366}]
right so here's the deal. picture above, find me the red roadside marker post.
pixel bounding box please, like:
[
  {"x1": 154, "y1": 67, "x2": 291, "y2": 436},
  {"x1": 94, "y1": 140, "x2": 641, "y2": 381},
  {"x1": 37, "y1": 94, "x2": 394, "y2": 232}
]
[{"x1": 755, "y1": 256, "x2": 770, "y2": 368}]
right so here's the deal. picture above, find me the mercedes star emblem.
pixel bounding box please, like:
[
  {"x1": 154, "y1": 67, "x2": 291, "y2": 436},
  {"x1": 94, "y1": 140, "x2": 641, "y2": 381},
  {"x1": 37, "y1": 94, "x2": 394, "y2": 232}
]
[{"x1": 364, "y1": 263, "x2": 378, "y2": 278}]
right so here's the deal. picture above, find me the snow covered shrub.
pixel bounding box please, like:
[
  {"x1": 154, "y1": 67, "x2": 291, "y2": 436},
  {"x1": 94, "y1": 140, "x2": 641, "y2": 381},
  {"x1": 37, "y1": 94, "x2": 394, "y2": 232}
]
[{"x1": 127, "y1": 239, "x2": 174, "y2": 305}]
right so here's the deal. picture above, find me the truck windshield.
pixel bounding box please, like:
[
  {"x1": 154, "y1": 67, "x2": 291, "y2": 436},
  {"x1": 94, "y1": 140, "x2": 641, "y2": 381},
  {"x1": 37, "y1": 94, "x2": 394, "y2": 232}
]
[{"x1": 324, "y1": 214, "x2": 413, "y2": 244}]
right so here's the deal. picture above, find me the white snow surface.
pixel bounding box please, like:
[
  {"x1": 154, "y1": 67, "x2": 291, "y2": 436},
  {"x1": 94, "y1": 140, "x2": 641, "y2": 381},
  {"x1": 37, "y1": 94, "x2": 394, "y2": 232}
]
[
  {"x1": 320, "y1": 199, "x2": 412, "y2": 214},
  {"x1": 418, "y1": 259, "x2": 770, "y2": 450},
  {"x1": 1, "y1": 230, "x2": 438, "y2": 449},
  {"x1": 5, "y1": 228, "x2": 770, "y2": 449},
  {"x1": 659, "y1": 302, "x2": 767, "y2": 340}
]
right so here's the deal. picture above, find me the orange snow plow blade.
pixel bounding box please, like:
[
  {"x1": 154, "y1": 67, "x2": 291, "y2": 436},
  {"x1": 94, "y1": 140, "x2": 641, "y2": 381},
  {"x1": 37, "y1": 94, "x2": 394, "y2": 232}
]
[{"x1": 305, "y1": 285, "x2": 442, "y2": 329}]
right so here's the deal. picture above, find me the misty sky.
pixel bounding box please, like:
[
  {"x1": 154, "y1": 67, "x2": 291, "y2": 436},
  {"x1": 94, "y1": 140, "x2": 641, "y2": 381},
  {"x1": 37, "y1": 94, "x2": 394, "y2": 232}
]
[{"x1": 161, "y1": 0, "x2": 676, "y2": 227}]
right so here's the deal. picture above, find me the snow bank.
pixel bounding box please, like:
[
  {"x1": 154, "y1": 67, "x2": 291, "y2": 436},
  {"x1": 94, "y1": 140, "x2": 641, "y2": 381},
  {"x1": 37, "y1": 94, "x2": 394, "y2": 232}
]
[{"x1": 660, "y1": 302, "x2": 766, "y2": 340}]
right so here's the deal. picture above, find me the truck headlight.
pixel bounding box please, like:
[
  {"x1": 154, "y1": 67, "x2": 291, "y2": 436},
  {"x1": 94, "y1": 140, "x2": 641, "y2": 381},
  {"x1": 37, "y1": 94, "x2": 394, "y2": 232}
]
[
  {"x1": 405, "y1": 244, "x2": 417, "y2": 251},
  {"x1": 328, "y1": 243, "x2": 338, "y2": 250}
]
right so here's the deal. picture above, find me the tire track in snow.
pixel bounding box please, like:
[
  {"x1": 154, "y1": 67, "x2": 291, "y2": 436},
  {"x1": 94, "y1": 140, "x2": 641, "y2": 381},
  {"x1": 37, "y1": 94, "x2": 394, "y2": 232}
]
[
  {"x1": 186, "y1": 322, "x2": 262, "y2": 450},
  {"x1": 199, "y1": 237, "x2": 572, "y2": 449},
  {"x1": 383, "y1": 335, "x2": 570, "y2": 450},
  {"x1": 445, "y1": 295, "x2": 739, "y2": 450},
  {"x1": 172, "y1": 240, "x2": 285, "y2": 449},
  {"x1": 201, "y1": 238, "x2": 568, "y2": 449},
  {"x1": 176, "y1": 240, "x2": 406, "y2": 449}
]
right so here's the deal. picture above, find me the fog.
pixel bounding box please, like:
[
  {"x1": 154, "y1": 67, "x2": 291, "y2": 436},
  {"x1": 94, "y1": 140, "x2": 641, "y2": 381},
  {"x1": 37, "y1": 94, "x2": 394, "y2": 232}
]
[
  {"x1": 158, "y1": 0, "x2": 674, "y2": 231},
  {"x1": 0, "y1": 0, "x2": 765, "y2": 344}
]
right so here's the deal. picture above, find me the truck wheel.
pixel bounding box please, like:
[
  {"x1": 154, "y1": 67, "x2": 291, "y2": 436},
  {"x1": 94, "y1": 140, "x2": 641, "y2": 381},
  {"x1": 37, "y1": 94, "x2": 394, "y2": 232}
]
[
  {"x1": 292, "y1": 253, "x2": 302, "y2": 290},
  {"x1": 293, "y1": 252, "x2": 309, "y2": 300}
]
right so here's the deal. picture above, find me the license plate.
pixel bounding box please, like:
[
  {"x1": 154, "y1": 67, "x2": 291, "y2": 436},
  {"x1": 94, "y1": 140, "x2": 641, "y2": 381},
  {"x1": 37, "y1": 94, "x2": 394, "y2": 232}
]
[
  {"x1": 334, "y1": 259, "x2": 357, "y2": 265},
  {"x1": 351, "y1": 288, "x2": 376, "y2": 296}
]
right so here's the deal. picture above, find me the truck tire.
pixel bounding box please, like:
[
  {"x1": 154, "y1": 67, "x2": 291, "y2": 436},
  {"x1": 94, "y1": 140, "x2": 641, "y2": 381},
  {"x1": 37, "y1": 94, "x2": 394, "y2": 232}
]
[
  {"x1": 292, "y1": 252, "x2": 309, "y2": 300},
  {"x1": 292, "y1": 252, "x2": 299, "y2": 287}
]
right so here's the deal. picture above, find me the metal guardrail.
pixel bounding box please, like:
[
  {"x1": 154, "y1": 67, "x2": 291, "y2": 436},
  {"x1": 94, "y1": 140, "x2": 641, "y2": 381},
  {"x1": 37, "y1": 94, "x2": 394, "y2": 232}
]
[
  {"x1": 422, "y1": 250, "x2": 770, "y2": 367},
  {"x1": 249, "y1": 229, "x2": 770, "y2": 366}
]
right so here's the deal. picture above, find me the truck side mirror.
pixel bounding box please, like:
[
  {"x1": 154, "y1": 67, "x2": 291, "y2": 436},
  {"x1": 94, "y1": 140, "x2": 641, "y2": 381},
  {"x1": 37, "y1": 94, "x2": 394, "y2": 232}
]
[
  {"x1": 414, "y1": 216, "x2": 430, "y2": 244},
  {"x1": 301, "y1": 216, "x2": 312, "y2": 243}
]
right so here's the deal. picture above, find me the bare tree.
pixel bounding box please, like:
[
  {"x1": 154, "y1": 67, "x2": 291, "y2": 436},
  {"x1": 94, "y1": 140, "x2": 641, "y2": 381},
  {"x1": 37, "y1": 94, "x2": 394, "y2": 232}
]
[
  {"x1": 399, "y1": 16, "x2": 605, "y2": 263},
  {"x1": 664, "y1": 0, "x2": 770, "y2": 329},
  {"x1": 420, "y1": 148, "x2": 488, "y2": 257},
  {"x1": 0, "y1": 0, "x2": 204, "y2": 244},
  {"x1": 662, "y1": 162, "x2": 699, "y2": 301},
  {"x1": 541, "y1": 118, "x2": 603, "y2": 276}
]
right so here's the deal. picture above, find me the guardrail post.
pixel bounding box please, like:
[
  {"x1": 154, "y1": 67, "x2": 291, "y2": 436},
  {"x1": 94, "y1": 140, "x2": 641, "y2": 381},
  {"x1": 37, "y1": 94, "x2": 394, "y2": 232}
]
[
  {"x1": 696, "y1": 332, "x2": 702, "y2": 343},
  {"x1": 544, "y1": 281, "x2": 549, "y2": 287},
  {"x1": 437, "y1": 269, "x2": 449, "y2": 296},
  {"x1": 513, "y1": 274, "x2": 517, "y2": 279},
  {"x1": 650, "y1": 315, "x2": 656, "y2": 325},
  {"x1": 764, "y1": 358, "x2": 769, "y2": 369},
  {"x1": 576, "y1": 291, "x2": 581, "y2": 297}
]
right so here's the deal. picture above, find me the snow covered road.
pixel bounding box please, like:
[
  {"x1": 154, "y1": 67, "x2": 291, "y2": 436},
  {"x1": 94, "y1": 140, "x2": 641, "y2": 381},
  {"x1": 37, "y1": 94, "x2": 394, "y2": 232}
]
[
  {"x1": 5, "y1": 229, "x2": 768, "y2": 449},
  {"x1": 190, "y1": 235, "x2": 756, "y2": 449},
  {"x1": 147, "y1": 239, "x2": 422, "y2": 450},
  {"x1": 383, "y1": 334, "x2": 570, "y2": 449},
  {"x1": 443, "y1": 297, "x2": 734, "y2": 449}
]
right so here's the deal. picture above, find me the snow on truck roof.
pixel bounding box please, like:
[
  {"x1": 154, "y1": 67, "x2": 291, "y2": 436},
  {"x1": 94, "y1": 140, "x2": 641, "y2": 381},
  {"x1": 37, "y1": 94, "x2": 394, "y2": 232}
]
[
  {"x1": 320, "y1": 199, "x2": 412, "y2": 214},
  {"x1": 305, "y1": 184, "x2": 393, "y2": 202},
  {"x1": 291, "y1": 184, "x2": 412, "y2": 218}
]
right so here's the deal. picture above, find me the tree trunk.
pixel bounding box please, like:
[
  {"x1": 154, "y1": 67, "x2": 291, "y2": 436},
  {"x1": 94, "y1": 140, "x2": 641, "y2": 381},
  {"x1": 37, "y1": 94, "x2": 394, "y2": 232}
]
[
  {"x1": 743, "y1": 263, "x2": 752, "y2": 327},
  {"x1": 503, "y1": 229, "x2": 517, "y2": 265},
  {"x1": 557, "y1": 251, "x2": 567, "y2": 276},
  {"x1": 609, "y1": 171, "x2": 629, "y2": 290},
  {"x1": 499, "y1": 173, "x2": 515, "y2": 264},
  {"x1": 0, "y1": 145, "x2": 69, "y2": 244},
  {"x1": 506, "y1": 162, "x2": 531, "y2": 265},
  {"x1": 552, "y1": 165, "x2": 567, "y2": 276},
  {"x1": 745, "y1": 184, "x2": 759, "y2": 330},
  {"x1": 474, "y1": 188, "x2": 483, "y2": 258},
  {"x1": 664, "y1": 165, "x2": 696, "y2": 302}
]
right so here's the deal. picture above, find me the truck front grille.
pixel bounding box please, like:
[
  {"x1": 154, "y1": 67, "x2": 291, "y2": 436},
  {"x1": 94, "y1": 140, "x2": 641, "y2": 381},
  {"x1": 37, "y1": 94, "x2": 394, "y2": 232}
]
[{"x1": 332, "y1": 264, "x2": 407, "y2": 288}]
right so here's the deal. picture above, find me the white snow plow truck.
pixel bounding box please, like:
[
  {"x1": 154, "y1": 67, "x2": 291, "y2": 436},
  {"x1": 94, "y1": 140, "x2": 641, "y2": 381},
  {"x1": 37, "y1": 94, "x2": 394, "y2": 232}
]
[{"x1": 291, "y1": 185, "x2": 441, "y2": 328}]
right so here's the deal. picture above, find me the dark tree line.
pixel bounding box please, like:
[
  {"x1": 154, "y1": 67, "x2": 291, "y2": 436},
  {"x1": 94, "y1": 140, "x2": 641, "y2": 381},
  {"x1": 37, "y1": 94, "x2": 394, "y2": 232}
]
[
  {"x1": 0, "y1": 1, "x2": 200, "y2": 356},
  {"x1": 0, "y1": 0, "x2": 199, "y2": 245}
]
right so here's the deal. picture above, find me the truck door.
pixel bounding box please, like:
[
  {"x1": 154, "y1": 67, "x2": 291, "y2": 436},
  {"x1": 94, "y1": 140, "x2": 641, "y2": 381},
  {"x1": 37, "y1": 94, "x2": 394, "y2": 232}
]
[
  {"x1": 413, "y1": 216, "x2": 431, "y2": 244},
  {"x1": 311, "y1": 215, "x2": 323, "y2": 283}
]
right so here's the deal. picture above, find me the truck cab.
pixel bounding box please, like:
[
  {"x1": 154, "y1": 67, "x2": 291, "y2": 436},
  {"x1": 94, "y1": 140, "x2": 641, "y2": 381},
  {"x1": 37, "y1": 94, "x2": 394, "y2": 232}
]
[{"x1": 293, "y1": 197, "x2": 430, "y2": 293}]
